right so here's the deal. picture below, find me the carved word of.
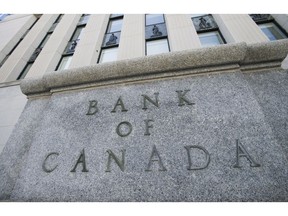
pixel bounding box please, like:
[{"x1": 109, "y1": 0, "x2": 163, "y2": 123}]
[{"x1": 86, "y1": 90, "x2": 195, "y2": 137}]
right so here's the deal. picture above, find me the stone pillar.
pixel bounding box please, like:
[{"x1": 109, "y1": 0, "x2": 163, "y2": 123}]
[
  {"x1": 212, "y1": 14, "x2": 269, "y2": 44},
  {"x1": 69, "y1": 14, "x2": 109, "y2": 68},
  {"x1": 0, "y1": 15, "x2": 57, "y2": 82},
  {"x1": 117, "y1": 14, "x2": 145, "y2": 60},
  {"x1": 165, "y1": 14, "x2": 201, "y2": 51},
  {"x1": 26, "y1": 14, "x2": 81, "y2": 78},
  {"x1": 0, "y1": 15, "x2": 36, "y2": 64}
]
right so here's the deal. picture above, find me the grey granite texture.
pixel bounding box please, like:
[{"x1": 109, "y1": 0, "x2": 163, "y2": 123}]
[
  {"x1": 2, "y1": 69, "x2": 288, "y2": 201},
  {"x1": 243, "y1": 70, "x2": 288, "y2": 159},
  {"x1": 20, "y1": 39, "x2": 288, "y2": 97},
  {"x1": 0, "y1": 98, "x2": 50, "y2": 200},
  {"x1": 1, "y1": 40, "x2": 288, "y2": 201}
]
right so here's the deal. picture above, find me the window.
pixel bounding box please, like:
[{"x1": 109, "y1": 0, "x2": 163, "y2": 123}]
[
  {"x1": 54, "y1": 14, "x2": 64, "y2": 23},
  {"x1": 17, "y1": 63, "x2": 33, "y2": 80},
  {"x1": 198, "y1": 31, "x2": 224, "y2": 47},
  {"x1": 39, "y1": 33, "x2": 52, "y2": 48},
  {"x1": 145, "y1": 14, "x2": 170, "y2": 56},
  {"x1": 79, "y1": 14, "x2": 90, "y2": 25},
  {"x1": 98, "y1": 15, "x2": 124, "y2": 64},
  {"x1": 98, "y1": 47, "x2": 118, "y2": 63},
  {"x1": 17, "y1": 19, "x2": 51, "y2": 79},
  {"x1": 72, "y1": 26, "x2": 85, "y2": 41},
  {"x1": 190, "y1": 14, "x2": 206, "y2": 18},
  {"x1": 146, "y1": 14, "x2": 165, "y2": 26},
  {"x1": 191, "y1": 14, "x2": 226, "y2": 47},
  {"x1": 57, "y1": 56, "x2": 73, "y2": 71},
  {"x1": 1, "y1": 18, "x2": 39, "y2": 69},
  {"x1": 259, "y1": 22, "x2": 287, "y2": 41},
  {"x1": 146, "y1": 38, "x2": 169, "y2": 56},
  {"x1": 250, "y1": 14, "x2": 288, "y2": 41},
  {"x1": 56, "y1": 14, "x2": 88, "y2": 70},
  {"x1": 107, "y1": 19, "x2": 123, "y2": 33}
]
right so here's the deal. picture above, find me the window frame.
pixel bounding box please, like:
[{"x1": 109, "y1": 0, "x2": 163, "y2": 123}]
[
  {"x1": 258, "y1": 22, "x2": 288, "y2": 41},
  {"x1": 145, "y1": 14, "x2": 165, "y2": 27},
  {"x1": 145, "y1": 38, "x2": 170, "y2": 56},
  {"x1": 191, "y1": 14, "x2": 226, "y2": 47},
  {"x1": 97, "y1": 15, "x2": 124, "y2": 63},
  {"x1": 198, "y1": 30, "x2": 226, "y2": 47},
  {"x1": 145, "y1": 14, "x2": 170, "y2": 56},
  {"x1": 17, "y1": 62, "x2": 34, "y2": 80},
  {"x1": 98, "y1": 47, "x2": 119, "y2": 64},
  {"x1": 55, "y1": 54, "x2": 73, "y2": 71},
  {"x1": 249, "y1": 14, "x2": 288, "y2": 41}
]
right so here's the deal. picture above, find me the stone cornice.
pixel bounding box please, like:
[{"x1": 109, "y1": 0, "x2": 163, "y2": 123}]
[{"x1": 20, "y1": 39, "x2": 288, "y2": 97}]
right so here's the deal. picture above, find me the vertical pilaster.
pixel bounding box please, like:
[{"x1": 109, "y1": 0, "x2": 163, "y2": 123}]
[
  {"x1": 26, "y1": 14, "x2": 81, "y2": 78},
  {"x1": 212, "y1": 14, "x2": 269, "y2": 44},
  {"x1": 0, "y1": 15, "x2": 57, "y2": 82},
  {"x1": 117, "y1": 14, "x2": 145, "y2": 60},
  {"x1": 0, "y1": 15, "x2": 36, "y2": 63},
  {"x1": 165, "y1": 14, "x2": 201, "y2": 51},
  {"x1": 69, "y1": 14, "x2": 109, "y2": 68}
]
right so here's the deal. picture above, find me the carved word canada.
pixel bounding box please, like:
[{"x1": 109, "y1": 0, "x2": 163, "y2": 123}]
[{"x1": 42, "y1": 90, "x2": 261, "y2": 173}]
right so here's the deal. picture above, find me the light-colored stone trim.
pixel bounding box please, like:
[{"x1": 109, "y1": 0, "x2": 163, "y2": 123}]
[{"x1": 20, "y1": 39, "x2": 288, "y2": 97}]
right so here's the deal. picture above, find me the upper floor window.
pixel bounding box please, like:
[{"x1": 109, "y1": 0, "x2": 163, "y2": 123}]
[
  {"x1": 250, "y1": 14, "x2": 287, "y2": 41},
  {"x1": 191, "y1": 14, "x2": 226, "y2": 47},
  {"x1": 198, "y1": 31, "x2": 225, "y2": 47},
  {"x1": 146, "y1": 14, "x2": 165, "y2": 26},
  {"x1": 145, "y1": 14, "x2": 170, "y2": 56},
  {"x1": 79, "y1": 14, "x2": 90, "y2": 25},
  {"x1": 98, "y1": 15, "x2": 124, "y2": 63},
  {"x1": 107, "y1": 19, "x2": 123, "y2": 33},
  {"x1": 56, "y1": 15, "x2": 88, "y2": 71},
  {"x1": 259, "y1": 23, "x2": 287, "y2": 41}
]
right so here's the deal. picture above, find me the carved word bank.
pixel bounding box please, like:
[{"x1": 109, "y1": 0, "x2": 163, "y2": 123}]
[{"x1": 42, "y1": 90, "x2": 261, "y2": 173}]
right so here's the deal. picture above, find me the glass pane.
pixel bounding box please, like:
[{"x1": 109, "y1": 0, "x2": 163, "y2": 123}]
[
  {"x1": 79, "y1": 14, "x2": 90, "y2": 23},
  {"x1": 199, "y1": 31, "x2": 224, "y2": 47},
  {"x1": 259, "y1": 23, "x2": 287, "y2": 41},
  {"x1": 0, "y1": 55, "x2": 9, "y2": 67},
  {"x1": 146, "y1": 39, "x2": 169, "y2": 56},
  {"x1": 39, "y1": 33, "x2": 51, "y2": 48},
  {"x1": 99, "y1": 47, "x2": 118, "y2": 63},
  {"x1": 107, "y1": 19, "x2": 123, "y2": 33},
  {"x1": 190, "y1": 14, "x2": 206, "y2": 18},
  {"x1": 55, "y1": 14, "x2": 64, "y2": 23},
  {"x1": 72, "y1": 26, "x2": 85, "y2": 41},
  {"x1": 18, "y1": 63, "x2": 33, "y2": 79},
  {"x1": 58, "y1": 56, "x2": 73, "y2": 71},
  {"x1": 146, "y1": 14, "x2": 164, "y2": 26}
]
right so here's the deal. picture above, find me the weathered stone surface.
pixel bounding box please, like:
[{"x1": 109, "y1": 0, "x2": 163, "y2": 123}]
[
  {"x1": 20, "y1": 40, "x2": 288, "y2": 97},
  {"x1": 1, "y1": 69, "x2": 287, "y2": 201},
  {"x1": 1, "y1": 40, "x2": 288, "y2": 201}
]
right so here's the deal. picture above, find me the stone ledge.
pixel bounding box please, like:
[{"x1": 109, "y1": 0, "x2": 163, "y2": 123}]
[{"x1": 20, "y1": 39, "x2": 288, "y2": 96}]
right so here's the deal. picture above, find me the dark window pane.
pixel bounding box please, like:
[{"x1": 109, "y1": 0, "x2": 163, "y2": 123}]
[
  {"x1": 259, "y1": 23, "x2": 287, "y2": 41},
  {"x1": 39, "y1": 33, "x2": 51, "y2": 48},
  {"x1": 18, "y1": 63, "x2": 33, "y2": 79},
  {"x1": 107, "y1": 19, "x2": 123, "y2": 33},
  {"x1": 146, "y1": 14, "x2": 164, "y2": 26},
  {"x1": 72, "y1": 26, "x2": 85, "y2": 41}
]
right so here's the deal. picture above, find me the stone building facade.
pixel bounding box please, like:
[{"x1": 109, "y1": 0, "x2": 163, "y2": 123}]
[{"x1": 0, "y1": 14, "x2": 288, "y2": 201}]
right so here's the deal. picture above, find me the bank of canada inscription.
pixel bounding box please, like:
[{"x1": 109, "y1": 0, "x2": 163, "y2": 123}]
[{"x1": 42, "y1": 89, "x2": 261, "y2": 173}]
